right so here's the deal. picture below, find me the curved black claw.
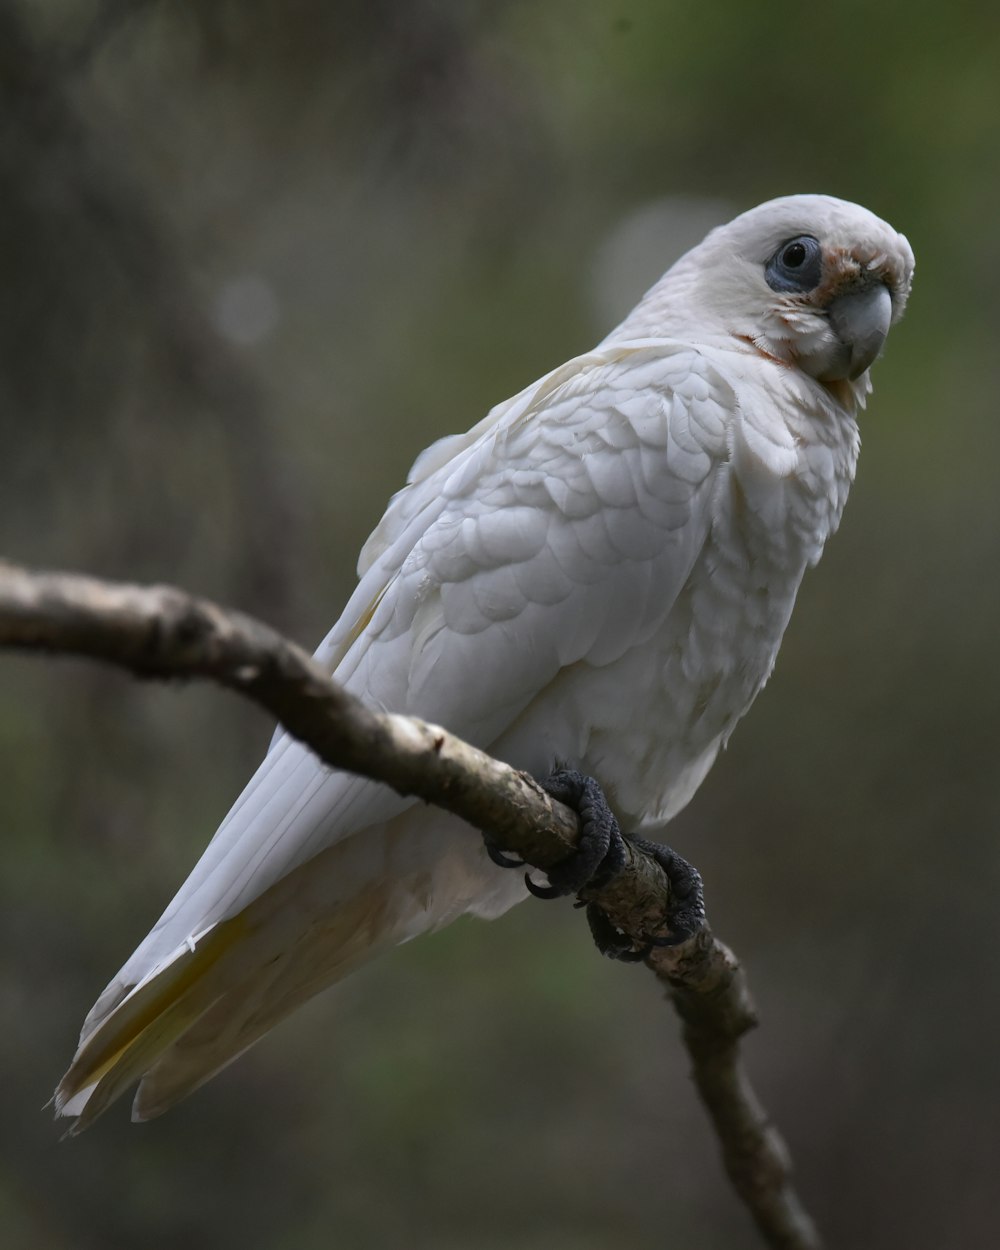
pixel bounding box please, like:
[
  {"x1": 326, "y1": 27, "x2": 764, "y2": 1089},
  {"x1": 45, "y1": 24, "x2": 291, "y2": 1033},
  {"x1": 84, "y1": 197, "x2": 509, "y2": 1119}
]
[{"x1": 482, "y1": 834, "x2": 525, "y2": 870}]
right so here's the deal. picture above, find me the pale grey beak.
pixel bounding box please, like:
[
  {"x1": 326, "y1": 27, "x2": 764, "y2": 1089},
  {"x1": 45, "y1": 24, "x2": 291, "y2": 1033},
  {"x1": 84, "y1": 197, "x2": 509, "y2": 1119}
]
[{"x1": 820, "y1": 283, "x2": 893, "y2": 382}]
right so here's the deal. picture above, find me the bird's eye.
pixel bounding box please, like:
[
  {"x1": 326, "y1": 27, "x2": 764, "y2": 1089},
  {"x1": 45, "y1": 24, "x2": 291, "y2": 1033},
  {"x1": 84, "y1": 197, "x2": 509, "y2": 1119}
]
[
  {"x1": 782, "y1": 242, "x2": 807, "y2": 268},
  {"x1": 765, "y1": 235, "x2": 823, "y2": 293}
]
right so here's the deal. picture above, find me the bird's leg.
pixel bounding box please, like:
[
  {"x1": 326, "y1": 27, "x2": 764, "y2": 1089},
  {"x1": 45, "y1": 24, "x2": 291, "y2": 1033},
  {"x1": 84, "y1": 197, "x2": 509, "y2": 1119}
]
[{"x1": 484, "y1": 768, "x2": 705, "y2": 962}]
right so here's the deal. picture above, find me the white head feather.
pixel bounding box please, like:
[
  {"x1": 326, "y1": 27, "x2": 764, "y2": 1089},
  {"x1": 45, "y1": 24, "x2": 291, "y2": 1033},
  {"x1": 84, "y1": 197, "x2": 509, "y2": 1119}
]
[{"x1": 608, "y1": 194, "x2": 914, "y2": 398}]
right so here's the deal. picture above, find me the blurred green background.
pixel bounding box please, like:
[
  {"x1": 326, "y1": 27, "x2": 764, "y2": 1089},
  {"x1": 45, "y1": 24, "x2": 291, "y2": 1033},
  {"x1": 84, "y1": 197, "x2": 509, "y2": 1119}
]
[{"x1": 2, "y1": 2, "x2": 998, "y2": 1247}]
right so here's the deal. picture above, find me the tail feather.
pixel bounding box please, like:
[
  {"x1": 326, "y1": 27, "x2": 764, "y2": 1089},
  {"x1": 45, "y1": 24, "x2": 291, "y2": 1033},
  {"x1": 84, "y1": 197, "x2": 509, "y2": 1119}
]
[
  {"x1": 53, "y1": 808, "x2": 525, "y2": 1132},
  {"x1": 131, "y1": 887, "x2": 395, "y2": 1120},
  {"x1": 54, "y1": 912, "x2": 249, "y2": 1134}
]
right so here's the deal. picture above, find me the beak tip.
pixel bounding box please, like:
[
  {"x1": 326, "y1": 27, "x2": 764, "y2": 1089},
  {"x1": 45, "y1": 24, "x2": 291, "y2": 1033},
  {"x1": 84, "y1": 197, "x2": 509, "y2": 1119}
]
[{"x1": 830, "y1": 284, "x2": 893, "y2": 381}]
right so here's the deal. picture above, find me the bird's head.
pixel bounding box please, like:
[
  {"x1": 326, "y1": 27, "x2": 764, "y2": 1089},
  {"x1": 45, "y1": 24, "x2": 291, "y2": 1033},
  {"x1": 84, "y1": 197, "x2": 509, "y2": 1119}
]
[{"x1": 620, "y1": 194, "x2": 914, "y2": 398}]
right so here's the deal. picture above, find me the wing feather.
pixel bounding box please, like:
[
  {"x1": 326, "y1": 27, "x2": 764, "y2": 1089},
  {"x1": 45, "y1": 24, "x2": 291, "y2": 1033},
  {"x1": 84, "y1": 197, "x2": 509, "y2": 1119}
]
[{"x1": 83, "y1": 340, "x2": 733, "y2": 1032}]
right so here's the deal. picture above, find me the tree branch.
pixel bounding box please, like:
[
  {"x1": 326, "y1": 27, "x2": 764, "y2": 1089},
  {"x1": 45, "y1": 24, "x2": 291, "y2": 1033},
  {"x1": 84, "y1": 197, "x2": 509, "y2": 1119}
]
[{"x1": 0, "y1": 559, "x2": 821, "y2": 1250}]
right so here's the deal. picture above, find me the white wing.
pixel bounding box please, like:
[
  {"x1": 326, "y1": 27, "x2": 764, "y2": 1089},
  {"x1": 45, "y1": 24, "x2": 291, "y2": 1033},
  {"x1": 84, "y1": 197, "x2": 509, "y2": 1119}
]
[{"x1": 86, "y1": 340, "x2": 733, "y2": 1016}]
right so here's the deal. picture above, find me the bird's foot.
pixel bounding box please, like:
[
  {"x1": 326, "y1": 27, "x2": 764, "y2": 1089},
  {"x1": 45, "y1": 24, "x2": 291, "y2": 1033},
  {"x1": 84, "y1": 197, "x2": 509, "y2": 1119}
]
[
  {"x1": 527, "y1": 769, "x2": 628, "y2": 898},
  {"x1": 625, "y1": 836, "x2": 706, "y2": 948},
  {"x1": 484, "y1": 768, "x2": 705, "y2": 962},
  {"x1": 576, "y1": 832, "x2": 705, "y2": 962},
  {"x1": 482, "y1": 769, "x2": 624, "y2": 887}
]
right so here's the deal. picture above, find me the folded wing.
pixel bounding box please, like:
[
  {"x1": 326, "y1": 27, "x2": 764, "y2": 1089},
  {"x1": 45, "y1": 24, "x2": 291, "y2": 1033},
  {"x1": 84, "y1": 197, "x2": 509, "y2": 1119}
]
[{"x1": 55, "y1": 341, "x2": 734, "y2": 1128}]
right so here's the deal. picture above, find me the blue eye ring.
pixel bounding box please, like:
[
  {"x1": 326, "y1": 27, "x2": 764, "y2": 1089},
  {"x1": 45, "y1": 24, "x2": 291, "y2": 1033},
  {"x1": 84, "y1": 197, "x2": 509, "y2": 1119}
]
[{"x1": 765, "y1": 235, "x2": 823, "y2": 293}]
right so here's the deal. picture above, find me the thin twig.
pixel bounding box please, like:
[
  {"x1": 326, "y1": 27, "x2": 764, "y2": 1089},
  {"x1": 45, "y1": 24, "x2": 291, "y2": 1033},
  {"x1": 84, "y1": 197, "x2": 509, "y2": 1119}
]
[{"x1": 0, "y1": 560, "x2": 821, "y2": 1250}]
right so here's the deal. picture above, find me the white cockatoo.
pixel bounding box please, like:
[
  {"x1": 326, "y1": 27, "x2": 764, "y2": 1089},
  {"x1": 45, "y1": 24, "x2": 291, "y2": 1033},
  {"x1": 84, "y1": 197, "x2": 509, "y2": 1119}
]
[{"x1": 55, "y1": 194, "x2": 913, "y2": 1132}]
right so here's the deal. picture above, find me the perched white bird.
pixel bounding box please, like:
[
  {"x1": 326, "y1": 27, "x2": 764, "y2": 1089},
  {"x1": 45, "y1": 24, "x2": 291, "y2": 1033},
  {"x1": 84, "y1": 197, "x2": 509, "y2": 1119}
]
[{"x1": 55, "y1": 194, "x2": 913, "y2": 1131}]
